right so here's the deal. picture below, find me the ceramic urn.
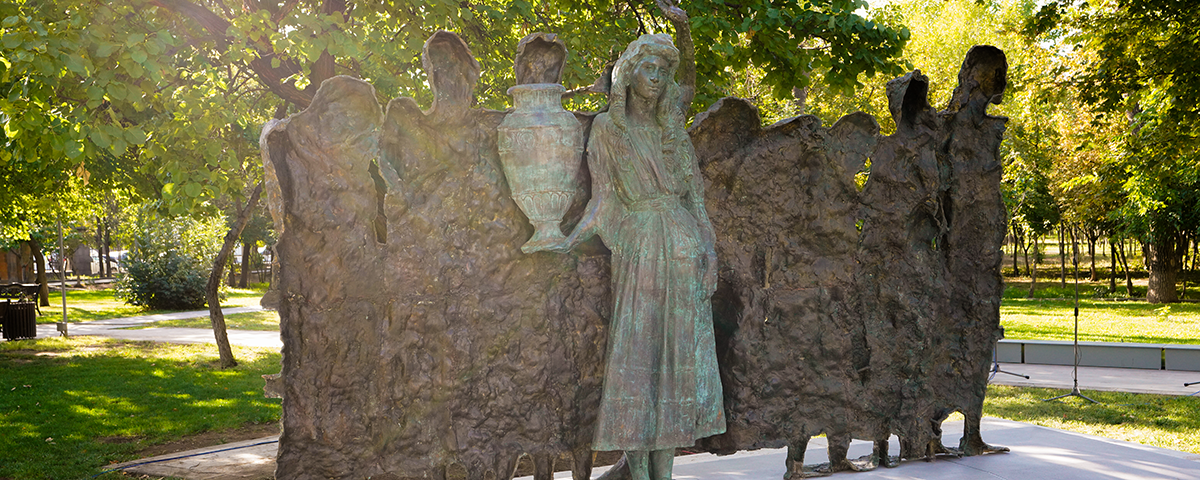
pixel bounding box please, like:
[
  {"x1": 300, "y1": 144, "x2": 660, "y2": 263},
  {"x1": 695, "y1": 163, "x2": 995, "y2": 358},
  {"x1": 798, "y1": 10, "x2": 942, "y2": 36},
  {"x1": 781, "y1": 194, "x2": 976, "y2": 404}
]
[{"x1": 498, "y1": 83, "x2": 583, "y2": 253}]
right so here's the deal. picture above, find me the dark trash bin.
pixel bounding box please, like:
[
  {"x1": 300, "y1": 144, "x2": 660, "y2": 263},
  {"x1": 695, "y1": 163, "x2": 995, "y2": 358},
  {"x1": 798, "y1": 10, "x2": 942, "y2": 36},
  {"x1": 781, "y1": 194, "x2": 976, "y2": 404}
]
[{"x1": 2, "y1": 299, "x2": 37, "y2": 340}]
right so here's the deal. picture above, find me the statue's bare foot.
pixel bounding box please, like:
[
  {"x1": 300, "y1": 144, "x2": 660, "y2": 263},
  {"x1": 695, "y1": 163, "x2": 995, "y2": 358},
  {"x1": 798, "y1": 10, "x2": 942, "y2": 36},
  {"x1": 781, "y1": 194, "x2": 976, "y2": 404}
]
[
  {"x1": 930, "y1": 441, "x2": 963, "y2": 459},
  {"x1": 786, "y1": 463, "x2": 833, "y2": 478},
  {"x1": 839, "y1": 454, "x2": 879, "y2": 472},
  {"x1": 961, "y1": 437, "x2": 1010, "y2": 456}
]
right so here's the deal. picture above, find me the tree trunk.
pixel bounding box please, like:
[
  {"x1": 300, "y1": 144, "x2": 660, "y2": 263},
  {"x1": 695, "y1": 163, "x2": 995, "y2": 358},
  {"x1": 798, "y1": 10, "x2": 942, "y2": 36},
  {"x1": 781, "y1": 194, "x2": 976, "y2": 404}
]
[
  {"x1": 1146, "y1": 231, "x2": 1183, "y2": 304},
  {"x1": 1109, "y1": 238, "x2": 1117, "y2": 294},
  {"x1": 227, "y1": 257, "x2": 238, "y2": 287},
  {"x1": 103, "y1": 222, "x2": 112, "y2": 277},
  {"x1": 1011, "y1": 223, "x2": 1021, "y2": 276},
  {"x1": 239, "y1": 242, "x2": 252, "y2": 288},
  {"x1": 1059, "y1": 225, "x2": 1066, "y2": 287},
  {"x1": 1114, "y1": 237, "x2": 1134, "y2": 297},
  {"x1": 1021, "y1": 234, "x2": 1031, "y2": 281},
  {"x1": 1087, "y1": 231, "x2": 1098, "y2": 281},
  {"x1": 28, "y1": 240, "x2": 50, "y2": 307},
  {"x1": 207, "y1": 183, "x2": 264, "y2": 369},
  {"x1": 1027, "y1": 235, "x2": 1038, "y2": 298},
  {"x1": 18, "y1": 242, "x2": 31, "y2": 282}
]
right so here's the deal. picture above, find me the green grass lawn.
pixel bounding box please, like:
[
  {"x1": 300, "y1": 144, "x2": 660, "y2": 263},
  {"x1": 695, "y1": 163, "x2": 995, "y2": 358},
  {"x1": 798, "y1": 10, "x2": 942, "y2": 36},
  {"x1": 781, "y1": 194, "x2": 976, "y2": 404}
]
[
  {"x1": 35, "y1": 283, "x2": 269, "y2": 324},
  {"x1": 121, "y1": 310, "x2": 281, "y2": 331},
  {"x1": 0, "y1": 337, "x2": 281, "y2": 480},
  {"x1": 3, "y1": 336, "x2": 1196, "y2": 479},
  {"x1": 1000, "y1": 282, "x2": 1200, "y2": 344},
  {"x1": 983, "y1": 385, "x2": 1200, "y2": 455}
]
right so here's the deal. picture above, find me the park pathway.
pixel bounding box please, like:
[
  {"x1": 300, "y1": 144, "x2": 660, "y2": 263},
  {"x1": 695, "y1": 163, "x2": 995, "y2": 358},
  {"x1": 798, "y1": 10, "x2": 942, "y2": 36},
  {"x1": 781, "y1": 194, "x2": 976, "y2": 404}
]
[
  {"x1": 29, "y1": 307, "x2": 1200, "y2": 394},
  {"x1": 61, "y1": 306, "x2": 1198, "y2": 479},
  {"x1": 32, "y1": 305, "x2": 282, "y2": 349}
]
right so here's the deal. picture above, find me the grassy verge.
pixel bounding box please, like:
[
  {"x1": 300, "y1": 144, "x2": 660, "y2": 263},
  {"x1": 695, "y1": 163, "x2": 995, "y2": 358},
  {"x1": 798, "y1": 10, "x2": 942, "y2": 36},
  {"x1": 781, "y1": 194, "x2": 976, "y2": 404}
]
[
  {"x1": 1000, "y1": 279, "x2": 1200, "y2": 344},
  {"x1": 2, "y1": 338, "x2": 1196, "y2": 477},
  {"x1": 0, "y1": 337, "x2": 281, "y2": 479},
  {"x1": 121, "y1": 310, "x2": 281, "y2": 331},
  {"x1": 1001, "y1": 297, "x2": 1200, "y2": 344},
  {"x1": 983, "y1": 385, "x2": 1200, "y2": 454},
  {"x1": 36, "y1": 283, "x2": 269, "y2": 324}
]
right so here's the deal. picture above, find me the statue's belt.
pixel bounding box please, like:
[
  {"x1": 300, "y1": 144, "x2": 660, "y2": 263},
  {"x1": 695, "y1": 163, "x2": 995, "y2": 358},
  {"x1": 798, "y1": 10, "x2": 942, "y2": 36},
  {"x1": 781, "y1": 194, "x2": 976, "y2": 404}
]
[{"x1": 628, "y1": 196, "x2": 679, "y2": 212}]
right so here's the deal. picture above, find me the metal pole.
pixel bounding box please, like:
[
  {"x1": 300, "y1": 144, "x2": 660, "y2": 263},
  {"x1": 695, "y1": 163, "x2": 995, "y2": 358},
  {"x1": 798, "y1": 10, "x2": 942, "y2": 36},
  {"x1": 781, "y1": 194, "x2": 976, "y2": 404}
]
[
  {"x1": 1044, "y1": 225, "x2": 1096, "y2": 403},
  {"x1": 57, "y1": 216, "x2": 67, "y2": 337}
]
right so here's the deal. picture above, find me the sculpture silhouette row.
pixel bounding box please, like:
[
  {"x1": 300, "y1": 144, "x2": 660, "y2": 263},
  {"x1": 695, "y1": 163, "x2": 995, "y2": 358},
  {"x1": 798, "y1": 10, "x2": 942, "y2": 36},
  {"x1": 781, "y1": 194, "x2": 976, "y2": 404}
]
[{"x1": 260, "y1": 29, "x2": 1009, "y2": 479}]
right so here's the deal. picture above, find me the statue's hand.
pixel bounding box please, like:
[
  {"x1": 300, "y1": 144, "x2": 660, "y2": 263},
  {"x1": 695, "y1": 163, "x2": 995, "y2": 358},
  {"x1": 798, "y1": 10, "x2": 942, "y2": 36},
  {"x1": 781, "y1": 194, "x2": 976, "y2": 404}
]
[
  {"x1": 703, "y1": 248, "x2": 718, "y2": 295},
  {"x1": 546, "y1": 226, "x2": 588, "y2": 254},
  {"x1": 545, "y1": 236, "x2": 574, "y2": 254},
  {"x1": 655, "y1": 0, "x2": 688, "y2": 24}
]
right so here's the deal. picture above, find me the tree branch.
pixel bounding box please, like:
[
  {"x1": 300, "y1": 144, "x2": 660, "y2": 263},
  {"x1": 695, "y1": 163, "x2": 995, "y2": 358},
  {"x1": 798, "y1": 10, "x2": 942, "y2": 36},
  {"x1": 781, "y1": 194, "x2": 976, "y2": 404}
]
[
  {"x1": 153, "y1": 0, "x2": 313, "y2": 108},
  {"x1": 656, "y1": 0, "x2": 696, "y2": 110}
]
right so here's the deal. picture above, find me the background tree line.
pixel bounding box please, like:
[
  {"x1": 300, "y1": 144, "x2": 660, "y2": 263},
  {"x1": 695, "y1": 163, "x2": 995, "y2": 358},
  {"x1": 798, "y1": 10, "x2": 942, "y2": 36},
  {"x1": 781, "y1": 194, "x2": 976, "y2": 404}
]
[{"x1": 1, "y1": 0, "x2": 1196, "y2": 367}]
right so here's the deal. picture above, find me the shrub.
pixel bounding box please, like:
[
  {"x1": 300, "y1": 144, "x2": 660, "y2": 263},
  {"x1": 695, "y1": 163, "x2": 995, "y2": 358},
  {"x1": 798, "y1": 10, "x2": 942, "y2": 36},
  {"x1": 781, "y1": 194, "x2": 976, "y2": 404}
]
[
  {"x1": 116, "y1": 208, "x2": 225, "y2": 310},
  {"x1": 118, "y1": 250, "x2": 209, "y2": 309}
]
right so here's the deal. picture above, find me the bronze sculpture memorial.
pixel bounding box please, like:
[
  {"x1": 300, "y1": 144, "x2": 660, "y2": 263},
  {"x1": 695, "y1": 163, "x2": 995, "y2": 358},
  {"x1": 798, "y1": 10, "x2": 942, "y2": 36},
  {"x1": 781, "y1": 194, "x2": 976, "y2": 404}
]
[
  {"x1": 553, "y1": 34, "x2": 725, "y2": 480},
  {"x1": 260, "y1": 13, "x2": 1011, "y2": 480}
]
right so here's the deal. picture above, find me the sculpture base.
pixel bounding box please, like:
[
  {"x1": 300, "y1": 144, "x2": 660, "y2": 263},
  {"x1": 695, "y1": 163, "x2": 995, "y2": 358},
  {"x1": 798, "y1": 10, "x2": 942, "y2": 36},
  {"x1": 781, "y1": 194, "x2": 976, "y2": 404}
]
[{"x1": 521, "y1": 223, "x2": 566, "y2": 254}]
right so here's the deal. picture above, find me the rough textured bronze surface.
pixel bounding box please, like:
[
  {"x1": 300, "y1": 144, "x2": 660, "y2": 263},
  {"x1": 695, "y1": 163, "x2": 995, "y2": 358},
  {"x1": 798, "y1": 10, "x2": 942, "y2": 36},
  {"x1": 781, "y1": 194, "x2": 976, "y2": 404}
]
[{"x1": 262, "y1": 31, "x2": 1009, "y2": 480}]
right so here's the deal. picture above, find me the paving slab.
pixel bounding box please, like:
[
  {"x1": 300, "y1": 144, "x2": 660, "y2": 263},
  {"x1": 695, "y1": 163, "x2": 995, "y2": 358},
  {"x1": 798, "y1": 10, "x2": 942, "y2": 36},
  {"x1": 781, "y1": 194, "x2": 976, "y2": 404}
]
[
  {"x1": 988, "y1": 362, "x2": 1200, "y2": 397},
  {"x1": 31, "y1": 306, "x2": 283, "y2": 349},
  {"x1": 114, "y1": 436, "x2": 278, "y2": 480},
  {"x1": 530, "y1": 418, "x2": 1200, "y2": 479},
  {"x1": 115, "y1": 419, "x2": 1200, "y2": 480}
]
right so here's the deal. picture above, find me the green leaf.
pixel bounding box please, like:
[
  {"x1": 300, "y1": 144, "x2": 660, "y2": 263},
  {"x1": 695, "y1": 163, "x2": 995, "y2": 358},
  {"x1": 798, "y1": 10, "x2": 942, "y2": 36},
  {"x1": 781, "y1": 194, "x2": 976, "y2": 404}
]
[
  {"x1": 65, "y1": 54, "x2": 88, "y2": 75},
  {"x1": 110, "y1": 137, "x2": 128, "y2": 155},
  {"x1": 2, "y1": 34, "x2": 22, "y2": 49},
  {"x1": 125, "y1": 126, "x2": 148, "y2": 144},
  {"x1": 130, "y1": 49, "x2": 147, "y2": 64},
  {"x1": 89, "y1": 128, "x2": 110, "y2": 149},
  {"x1": 183, "y1": 182, "x2": 202, "y2": 198},
  {"x1": 305, "y1": 43, "x2": 323, "y2": 63},
  {"x1": 64, "y1": 139, "x2": 83, "y2": 159},
  {"x1": 86, "y1": 84, "x2": 104, "y2": 101},
  {"x1": 107, "y1": 83, "x2": 127, "y2": 101},
  {"x1": 126, "y1": 32, "x2": 145, "y2": 47},
  {"x1": 123, "y1": 60, "x2": 144, "y2": 79},
  {"x1": 96, "y1": 42, "x2": 120, "y2": 58}
]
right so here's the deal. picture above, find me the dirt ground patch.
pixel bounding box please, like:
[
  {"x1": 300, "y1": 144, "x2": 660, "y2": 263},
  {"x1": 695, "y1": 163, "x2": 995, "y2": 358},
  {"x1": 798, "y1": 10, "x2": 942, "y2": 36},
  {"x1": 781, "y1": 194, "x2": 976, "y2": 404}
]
[{"x1": 132, "y1": 422, "x2": 280, "y2": 459}]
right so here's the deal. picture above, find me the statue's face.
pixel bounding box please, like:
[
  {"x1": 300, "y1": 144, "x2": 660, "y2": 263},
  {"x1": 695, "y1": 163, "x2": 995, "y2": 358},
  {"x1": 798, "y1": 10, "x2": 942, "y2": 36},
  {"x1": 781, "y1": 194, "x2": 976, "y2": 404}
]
[{"x1": 630, "y1": 55, "x2": 669, "y2": 101}]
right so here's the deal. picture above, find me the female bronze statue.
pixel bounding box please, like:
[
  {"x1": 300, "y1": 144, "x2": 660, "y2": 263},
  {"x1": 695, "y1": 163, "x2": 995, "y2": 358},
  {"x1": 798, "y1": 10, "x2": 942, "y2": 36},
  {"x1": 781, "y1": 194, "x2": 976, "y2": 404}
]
[{"x1": 557, "y1": 34, "x2": 724, "y2": 480}]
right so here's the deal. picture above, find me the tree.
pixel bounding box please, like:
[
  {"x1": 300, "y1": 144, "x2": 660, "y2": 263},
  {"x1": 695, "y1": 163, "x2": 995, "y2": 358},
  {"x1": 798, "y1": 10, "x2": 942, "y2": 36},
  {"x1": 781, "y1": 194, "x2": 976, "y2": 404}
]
[
  {"x1": 0, "y1": 182, "x2": 99, "y2": 307},
  {"x1": 5, "y1": 0, "x2": 914, "y2": 366},
  {"x1": 234, "y1": 205, "x2": 272, "y2": 288},
  {"x1": 115, "y1": 204, "x2": 225, "y2": 309},
  {"x1": 1032, "y1": 0, "x2": 1200, "y2": 302}
]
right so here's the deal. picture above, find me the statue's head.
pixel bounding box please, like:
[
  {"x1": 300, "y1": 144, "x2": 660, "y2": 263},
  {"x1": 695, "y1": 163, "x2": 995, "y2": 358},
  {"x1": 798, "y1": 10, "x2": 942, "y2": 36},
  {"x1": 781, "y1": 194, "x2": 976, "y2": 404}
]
[{"x1": 610, "y1": 34, "x2": 681, "y2": 130}]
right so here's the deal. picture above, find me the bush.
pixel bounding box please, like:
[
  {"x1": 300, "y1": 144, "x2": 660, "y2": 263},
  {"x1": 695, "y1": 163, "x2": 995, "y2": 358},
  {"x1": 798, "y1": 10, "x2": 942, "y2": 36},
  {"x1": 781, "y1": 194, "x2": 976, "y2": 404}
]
[
  {"x1": 116, "y1": 208, "x2": 225, "y2": 310},
  {"x1": 118, "y1": 250, "x2": 209, "y2": 310}
]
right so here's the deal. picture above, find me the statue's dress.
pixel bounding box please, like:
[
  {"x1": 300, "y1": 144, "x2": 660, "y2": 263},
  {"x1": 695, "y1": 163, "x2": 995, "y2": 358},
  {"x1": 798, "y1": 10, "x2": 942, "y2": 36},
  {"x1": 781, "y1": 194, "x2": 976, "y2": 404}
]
[{"x1": 587, "y1": 113, "x2": 725, "y2": 451}]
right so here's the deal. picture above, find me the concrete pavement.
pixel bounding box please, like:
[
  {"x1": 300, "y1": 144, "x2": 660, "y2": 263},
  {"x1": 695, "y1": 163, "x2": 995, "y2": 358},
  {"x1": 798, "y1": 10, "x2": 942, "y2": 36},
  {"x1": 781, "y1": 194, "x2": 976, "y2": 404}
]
[
  {"x1": 989, "y1": 362, "x2": 1200, "y2": 397},
  {"x1": 118, "y1": 418, "x2": 1200, "y2": 480},
  {"x1": 36, "y1": 310, "x2": 1198, "y2": 479},
  {"x1": 33, "y1": 305, "x2": 283, "y2": 349}
]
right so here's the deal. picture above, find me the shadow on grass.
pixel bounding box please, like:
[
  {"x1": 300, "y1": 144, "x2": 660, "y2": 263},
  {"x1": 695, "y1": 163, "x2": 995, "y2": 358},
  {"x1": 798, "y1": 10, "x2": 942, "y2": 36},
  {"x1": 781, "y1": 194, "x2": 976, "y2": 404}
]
[
  {"x1": 0, "y1": 338, "x2": 281, "y2": 479},
  {"x1": 985, "y1": 385, "x2": 1200, "y2": 454}
]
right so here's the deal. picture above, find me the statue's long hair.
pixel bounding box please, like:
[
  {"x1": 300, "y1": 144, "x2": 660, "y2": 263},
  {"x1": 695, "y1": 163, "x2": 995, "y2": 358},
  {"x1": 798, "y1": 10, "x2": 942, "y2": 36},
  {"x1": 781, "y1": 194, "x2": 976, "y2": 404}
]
[{"x1": 608, "y1": 34, "x2": 689, "y2": 171}]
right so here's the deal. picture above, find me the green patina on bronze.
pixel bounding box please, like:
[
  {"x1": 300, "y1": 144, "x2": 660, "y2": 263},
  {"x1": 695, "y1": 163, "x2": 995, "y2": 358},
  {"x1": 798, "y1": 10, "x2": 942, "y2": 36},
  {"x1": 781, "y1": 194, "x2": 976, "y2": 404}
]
[
  {"x1": 261, "y1": 24, "x2": 1011, "y2": 480},
  {"x1": 555, "y1": 34, "x2": 725, "y2": 480}
]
